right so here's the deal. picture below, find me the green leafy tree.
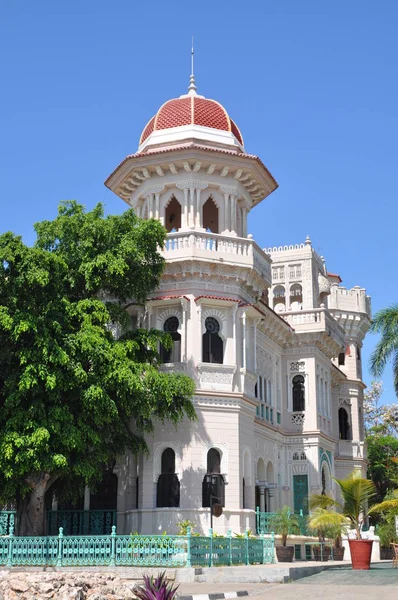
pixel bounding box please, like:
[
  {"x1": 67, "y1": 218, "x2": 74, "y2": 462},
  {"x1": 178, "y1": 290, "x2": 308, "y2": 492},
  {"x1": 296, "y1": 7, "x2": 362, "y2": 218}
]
[
  {"x1": 0, "y1": 201, "x2": 196, "y2": 535},
  {"x1": 370, "y1": 305, "x2": 398, "y2": 397},
  {"x1": 366, "y1": 433, "x2": 398, "y2": 502}
]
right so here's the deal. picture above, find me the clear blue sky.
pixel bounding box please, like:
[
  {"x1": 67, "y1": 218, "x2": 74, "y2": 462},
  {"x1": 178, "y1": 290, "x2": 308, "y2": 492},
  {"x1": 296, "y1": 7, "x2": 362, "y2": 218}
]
[{"x1": 1, "y1": 1, "x2": 397, "y2": 401}]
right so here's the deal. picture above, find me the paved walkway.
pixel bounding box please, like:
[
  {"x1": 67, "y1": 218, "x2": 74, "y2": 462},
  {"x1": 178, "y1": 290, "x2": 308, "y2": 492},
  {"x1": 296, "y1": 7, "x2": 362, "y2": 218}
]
[{"x1": 178, "y1": 563, "x2": 398, "y2": 600}]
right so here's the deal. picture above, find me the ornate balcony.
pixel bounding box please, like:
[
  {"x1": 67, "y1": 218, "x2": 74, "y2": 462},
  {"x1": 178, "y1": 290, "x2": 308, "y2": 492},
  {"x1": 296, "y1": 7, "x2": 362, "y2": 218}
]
[
  {"x1": 162, "y1": 231, "x2": 271, "y2": 288},
  {"x1": 281, "y1": 307, "x2": 346, "y2": 357}
]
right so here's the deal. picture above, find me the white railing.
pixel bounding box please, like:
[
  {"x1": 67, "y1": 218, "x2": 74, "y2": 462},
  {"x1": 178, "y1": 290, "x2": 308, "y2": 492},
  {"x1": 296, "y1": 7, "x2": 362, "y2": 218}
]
[
  {"x1": 281, "y1": 308, "x2": 346, "y2": 347},
  {"x1": 163, "y1": 231, "x2": 271, "y2": 282}
]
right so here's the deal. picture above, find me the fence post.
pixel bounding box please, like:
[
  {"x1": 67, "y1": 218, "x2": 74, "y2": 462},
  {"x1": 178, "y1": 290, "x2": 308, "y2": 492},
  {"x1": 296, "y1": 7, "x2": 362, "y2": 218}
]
[
  {"x1": 208, "y1": 528, "x2": 213, "y2": 567},
  {"x1": 6, "y1": 525, "x2": 14, "y2": 568},
  {"x1": 109, "y1": 525, "x2": 116, "y2": 566},
  {"x1": 244, "y1": 529, "x2": 249, "y2": 565},
  {"x1": 271, "y1": 531, "x2": 275, "y2": 564},
  {"x1": 255, "y1": 506, "x2": 259, "y2": 535},
  {"x1": 227, "y1": 529, "x2": 232, "y2": 566},
  {"x1": 56, "y1": 527, "x2": 63, "y2": 567},
  {"x1": 186, "y1": 526, "x2": 191, "y2": 568}
]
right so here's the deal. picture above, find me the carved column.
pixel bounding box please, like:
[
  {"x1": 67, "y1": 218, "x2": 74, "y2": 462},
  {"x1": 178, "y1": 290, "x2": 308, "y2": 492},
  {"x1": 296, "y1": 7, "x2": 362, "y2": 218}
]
[
  {"x1": 189, "y1": 187, "x2": 195, "y2": 228},
  {"x1": 181, "y1": 298, "x2": 188, "y2": 363},
  {"x1": 197, "y1": 303, "x2": 202, "y2": 363},
  {"x1": 230, "y1": 194, "x2": 237, "y2": 233},
  {"x1": 155, "y1": 193, "x2": 160, "y2": 221},
  {"x1": 195, "y1": 188, "x2": 201, "y2": 227},
  {"x1": 259, "y1": 486, "x2": 266, "y2": 513},
  {"x1": 223, "y1": 193, "x2": 230, "y2": 232},
  {"x1": 182, "y1": 189, "x2": 189, "y2": 228},
  {"x1": 241, "y1": 311, "x2": 247, "y2": 369}
]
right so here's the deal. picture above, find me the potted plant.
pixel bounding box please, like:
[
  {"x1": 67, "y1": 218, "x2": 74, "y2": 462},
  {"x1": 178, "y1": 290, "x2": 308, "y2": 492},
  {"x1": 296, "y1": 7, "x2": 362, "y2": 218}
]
[
  {"x1": 307, "y1": 508, "x2": 348, "y2": 561},
  {"x1": 269, "y1": 505, "x2": 300, "y2": 562},
  {"x1": 311, "y1": 471, "x2": 377, "y2": 569}
]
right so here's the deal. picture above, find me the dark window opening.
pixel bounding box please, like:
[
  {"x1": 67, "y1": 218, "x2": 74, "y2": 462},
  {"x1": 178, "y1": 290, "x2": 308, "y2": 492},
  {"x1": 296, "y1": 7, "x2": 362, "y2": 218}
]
[
  {"x1": 202, "y1": 317, "x2": 223, "y2": 364},
  {"x1": 356, "y1": 346, "x2": 361, "y2": 361},
  {"x1": 202, "y1": 449, "x2": 225, "y2": 507},
  {"x1": 338, "y1": 352, "x2": 345, "y2": 366},
  {"x1": 90, "y1": 470, "x2": 118, "y2": 510},
  {"x1": 156, "y1": 448, "x2": 180, "y2": 507},
  {"x1": 292, "y1": 375, "x2": 305, "y2": 412},
  {"x1": 160, "y1": 316, "x2": 181, "y2": 363},
  {"x1": 202, "y1": 197, "x2": 219, "y2": 233},
  {"x1": 338, "y1": 408, "x2": 350, "y2": 440},
  {"x1": 165, "y1": 196, "x2": 182, "y2": 232},
  {"x1": 321, "y1": 468, "x2": 326, "y2": 495},
  {"x1": 242, "y1": 478, "x2": 246, "y2": 509}
]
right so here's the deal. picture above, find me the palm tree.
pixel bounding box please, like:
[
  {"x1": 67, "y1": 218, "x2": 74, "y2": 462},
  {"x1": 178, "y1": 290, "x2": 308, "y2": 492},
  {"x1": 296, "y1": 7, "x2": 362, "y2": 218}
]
[
  {"x1": 369, "y1": 305, "x2": 398, "y2": 396},
  {"x1": 310, "y1": 471, "x2": 376, "y2": 540}
]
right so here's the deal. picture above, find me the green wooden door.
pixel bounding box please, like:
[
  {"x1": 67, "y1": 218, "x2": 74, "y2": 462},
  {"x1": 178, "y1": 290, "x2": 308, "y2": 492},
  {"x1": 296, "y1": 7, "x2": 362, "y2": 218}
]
[{"x1": 293, "y1": 474, "x2": 308, "y2": 514}]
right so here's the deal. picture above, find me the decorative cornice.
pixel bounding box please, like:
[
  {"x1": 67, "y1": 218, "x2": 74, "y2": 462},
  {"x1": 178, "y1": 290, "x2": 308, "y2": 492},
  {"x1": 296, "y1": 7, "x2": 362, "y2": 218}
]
[{"x1": 142, "y1": 184, "x2": 165, "y2": 197}]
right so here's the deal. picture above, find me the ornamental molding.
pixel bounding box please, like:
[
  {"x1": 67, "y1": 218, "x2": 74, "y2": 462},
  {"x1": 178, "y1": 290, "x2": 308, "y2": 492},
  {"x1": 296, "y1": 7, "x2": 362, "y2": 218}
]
[
  {"x1": 157, "y1": 307, "x2": 182, "y2": 329},
  {"x1": 220, "y1": 184, "x2": 239, "y2": 196},
  {"x1": 290, "y1": 361, "x2": 306, "y2": 372},
  {"x1": 194, "y1": 395, "x2": 240, "y2": 408},
  {"x1": 142, "y1": 184, "x2": 165, "y2": 198},
  {"x1": 197, "y1": 364, "x2": 236, "y2": 385},
  {"x1": 338, "y1": 397, "x2": 352, "y2": 407},
  {"x1": 292, "y1": 463, "x2": 308, "y2": 475},
  {"x1": 318, "y1": 273, "x2": 331, "y2": 294},
  {"x1": 201, "y1": 307, "x2": 228, "y2": 339},
  {"x1": 176, "y1": 180, "x2": 209, "y2": 190},
  {"x1": 153, "y1": 441, "x2": 183, "y2": 482}
]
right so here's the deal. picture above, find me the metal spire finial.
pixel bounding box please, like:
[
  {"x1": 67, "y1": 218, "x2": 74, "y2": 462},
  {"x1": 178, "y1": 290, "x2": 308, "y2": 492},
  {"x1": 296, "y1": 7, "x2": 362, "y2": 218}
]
[{"x1": 188, "y1": 36, "x2": 197, "y2": 95}]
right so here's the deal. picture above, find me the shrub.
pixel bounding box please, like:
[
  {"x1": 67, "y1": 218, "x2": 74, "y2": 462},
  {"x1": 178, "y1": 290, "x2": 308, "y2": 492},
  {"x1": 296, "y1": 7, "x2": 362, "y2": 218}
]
[{"x1": 134, "y1": 572, "x2": 179, "y2": 600}]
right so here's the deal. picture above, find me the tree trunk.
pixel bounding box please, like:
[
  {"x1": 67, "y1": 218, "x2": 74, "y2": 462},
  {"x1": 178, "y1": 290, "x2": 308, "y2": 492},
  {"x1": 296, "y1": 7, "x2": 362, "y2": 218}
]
[{"x1": 16, "y1": 472, "x2": 56, "y2": 536}]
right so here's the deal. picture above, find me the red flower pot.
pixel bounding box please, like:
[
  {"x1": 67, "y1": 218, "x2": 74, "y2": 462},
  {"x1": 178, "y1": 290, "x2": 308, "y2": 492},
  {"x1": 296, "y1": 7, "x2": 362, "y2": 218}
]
[{"x1": 348, "y1": 539, "x2": 373, "y2": 570}]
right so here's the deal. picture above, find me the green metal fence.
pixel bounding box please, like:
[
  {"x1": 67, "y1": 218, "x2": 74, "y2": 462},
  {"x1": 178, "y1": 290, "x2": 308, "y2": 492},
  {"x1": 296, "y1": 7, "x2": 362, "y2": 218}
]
[
  {"x1": 256, "y1": 508, "x2": 308, "y2": 536},
  {"x1": 0, "y1": 526, "x2": 274, "y2": 567}
]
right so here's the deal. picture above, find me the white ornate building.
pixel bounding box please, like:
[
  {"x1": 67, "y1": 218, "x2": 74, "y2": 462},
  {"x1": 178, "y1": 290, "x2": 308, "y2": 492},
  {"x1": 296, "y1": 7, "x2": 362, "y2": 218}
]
[{"x1": 104, "y1": 73, "x2": 371, "y2": 535}]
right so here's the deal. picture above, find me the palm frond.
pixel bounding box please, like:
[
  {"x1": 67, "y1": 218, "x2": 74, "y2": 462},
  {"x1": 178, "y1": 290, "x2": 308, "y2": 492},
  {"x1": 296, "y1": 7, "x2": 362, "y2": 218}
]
[
  {"x1": 370, "y1": 498, "x2": 398, "y2": 514},
  {"x1": 369, "y1": 332, "x2": 398, "y2": 378},
  {"x1": 333, "y1": 471, "x2": 376, "y2": 526},
  {"x1": 370, "y1": 305, "x2": 398, "y2": 334},
  {"x1": 309, "y1": 494, "x2": 342, "y2": 511}
]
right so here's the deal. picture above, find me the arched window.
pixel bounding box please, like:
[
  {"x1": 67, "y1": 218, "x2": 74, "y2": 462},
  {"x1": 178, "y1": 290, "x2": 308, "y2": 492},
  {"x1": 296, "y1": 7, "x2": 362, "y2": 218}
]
[
  {"x1": 273, "y1": 286, "x2": 286, "y2": 312},
  {"x1": 156, "y1": 448, "x2": 180, "y2": 508},
  {"x1": 202, "y1": 449, "x2": 225, "y2": 508},
  {"x1": 202, "y1": 317, "x2": 223, "y2": 364},
  {"x1": 202, "y1": 197, "x2": 219, "y2": 233},
  {"x1": 300, "y1": 451, "x2": 307, "y2": 460},
  {"x1": 160, "y1": 317, "x2": 181, "y2": 363},
  {"x1": 165, "y1": 196, "x2": 182, "y2": 232},
  {"x1": 338, "y1": 408, "x2": 350, "y2": 440},
  {"x1": 292, "y1": 375, "x2": 305, "y2": 412},
  {"x1": 289, "y1": 283, "x2": 303, "y2": 310},
  {"x1": 293, "y1": 452, "x2": 299, "y2": 461}
]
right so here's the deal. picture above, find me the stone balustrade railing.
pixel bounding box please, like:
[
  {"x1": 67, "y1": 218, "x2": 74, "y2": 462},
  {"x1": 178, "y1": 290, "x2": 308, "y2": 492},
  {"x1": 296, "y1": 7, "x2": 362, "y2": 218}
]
[
  {"x1": 281, "y1": 307, "x2": 346, "y2": 348},
  {"x1": 163, "y1": 231, "x2": 271, "y2": 283}
]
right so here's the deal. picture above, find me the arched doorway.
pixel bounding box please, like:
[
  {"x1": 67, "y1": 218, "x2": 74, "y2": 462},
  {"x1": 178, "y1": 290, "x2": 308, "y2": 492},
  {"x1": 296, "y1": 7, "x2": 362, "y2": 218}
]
[
  {"x1": 255, "y1": 458, "x2": 267, "y2": 512},
  {"x1": 203, "y1": 197, "x2": 219, "y2": 233},
  {"x1": 165, "y1": 196, "x2": 181, "y2": 232}
]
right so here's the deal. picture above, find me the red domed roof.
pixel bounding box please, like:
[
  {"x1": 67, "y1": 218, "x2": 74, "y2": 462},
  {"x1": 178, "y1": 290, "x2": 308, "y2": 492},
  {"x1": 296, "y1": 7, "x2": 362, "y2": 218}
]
[{"x1": 139, "y1": 96, "x2": 244, "y2": 146}]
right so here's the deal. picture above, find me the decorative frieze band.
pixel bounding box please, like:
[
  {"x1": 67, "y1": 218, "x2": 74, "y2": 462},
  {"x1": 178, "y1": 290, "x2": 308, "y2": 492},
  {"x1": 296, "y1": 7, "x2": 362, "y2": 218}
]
[{"x1": 176, "y1": 180, "x2": 209, "y2": 190}]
